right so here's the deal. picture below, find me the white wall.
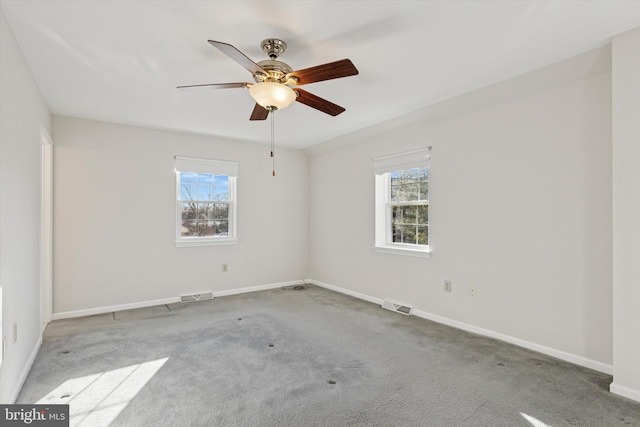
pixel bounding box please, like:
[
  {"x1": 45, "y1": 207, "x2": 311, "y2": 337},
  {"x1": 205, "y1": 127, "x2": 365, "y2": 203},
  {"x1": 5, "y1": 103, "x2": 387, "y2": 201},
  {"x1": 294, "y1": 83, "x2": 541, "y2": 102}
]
[
  {"x1": 611, "y1": 27, "x2": 640, "y2": 402},
  {"x1": 308, "y1": 50, "x2": 614, "y2": 370},
  {"x1": 0, "y1": 10, "x2": 51, "y2": 402},
  {"x1": 52, "y1": 116, "x2": 308, "y2": 314}
]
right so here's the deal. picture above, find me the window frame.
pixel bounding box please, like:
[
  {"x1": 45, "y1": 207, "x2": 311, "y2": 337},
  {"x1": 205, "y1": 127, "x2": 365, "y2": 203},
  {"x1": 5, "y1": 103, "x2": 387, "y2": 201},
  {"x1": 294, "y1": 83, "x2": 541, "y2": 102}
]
[
  {"x1": 174, "y1": 156, "x2": 238, "y2": 247},
  {"x1": 373, "y1": 148, "x2": 431, "y2": 258}
]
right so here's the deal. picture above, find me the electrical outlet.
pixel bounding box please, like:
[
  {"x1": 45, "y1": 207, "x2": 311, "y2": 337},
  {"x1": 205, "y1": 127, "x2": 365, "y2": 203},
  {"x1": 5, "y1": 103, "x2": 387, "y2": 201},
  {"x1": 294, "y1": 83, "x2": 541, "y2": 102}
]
[
  {"x1": 469, "y1": 286, "x2": 477, "y2": 297},
  {"x1": 444, "y1": 280, "x2": 452, "y2": 293},
  {"x1": 222, "y1": 264, "x2": 229, "y2": 273},
  {"x1": 13, "y1": 323, "x2": 17, "y2": 343}
]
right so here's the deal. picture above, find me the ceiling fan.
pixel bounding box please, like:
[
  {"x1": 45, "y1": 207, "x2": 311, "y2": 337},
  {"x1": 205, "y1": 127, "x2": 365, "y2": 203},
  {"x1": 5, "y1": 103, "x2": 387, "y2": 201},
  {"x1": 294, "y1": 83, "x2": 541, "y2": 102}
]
[{"x1": 178, "y1": 39, "x2": 359, "y2": 120}]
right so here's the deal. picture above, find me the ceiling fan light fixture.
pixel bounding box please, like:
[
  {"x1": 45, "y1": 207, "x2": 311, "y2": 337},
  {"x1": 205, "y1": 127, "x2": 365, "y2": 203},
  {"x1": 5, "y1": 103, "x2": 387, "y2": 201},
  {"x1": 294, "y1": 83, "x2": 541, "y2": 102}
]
[{"x1": 249, "y1": 82, "x2": 296, "y2": 111}]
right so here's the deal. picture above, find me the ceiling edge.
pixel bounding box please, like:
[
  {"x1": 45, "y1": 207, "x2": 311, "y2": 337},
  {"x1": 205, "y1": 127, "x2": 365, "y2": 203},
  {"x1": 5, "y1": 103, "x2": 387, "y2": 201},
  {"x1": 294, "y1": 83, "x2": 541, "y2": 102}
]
[{"x1": 304, "y1": 44, "x2": 612, "y2": 158}]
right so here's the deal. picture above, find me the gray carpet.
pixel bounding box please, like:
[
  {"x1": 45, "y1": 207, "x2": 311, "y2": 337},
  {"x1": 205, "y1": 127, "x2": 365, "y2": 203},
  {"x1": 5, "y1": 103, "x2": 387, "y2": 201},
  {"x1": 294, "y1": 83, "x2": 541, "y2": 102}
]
[{"x1": 17, "y1": 285, "x2": 640, "y2": 426}]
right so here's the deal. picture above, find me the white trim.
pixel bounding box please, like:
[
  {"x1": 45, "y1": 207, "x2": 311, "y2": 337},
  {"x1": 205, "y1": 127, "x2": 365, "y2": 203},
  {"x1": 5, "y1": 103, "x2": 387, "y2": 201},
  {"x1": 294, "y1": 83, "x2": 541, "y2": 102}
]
[
  {"x1": 307, "y1": 279, "x2": 613, "y2": 375},
  {"x1": 213, "y1": 280, "x2": 302, "y2": 298},
  {"x1": 410, "y1": 308, "x2": 613, "y2": 375},
  {"x1": 374, "y1": 245, "x2": 431, "y2": 258},
  {"x1": 52, "y1": 280, "x2": 305, "y2": 320},
  {"x1": 374, "y1": 173, "x2": 389, "y2": 248},
  {"x1": 39, "y1": 125, "x2": 53, "y2": 333},
  {"x1": 372, "y1": 148, "x2": 431, "y2": 175},
  {"x1": 306, "y1": 279, "x2": 384, "y2": 306},
  {"x1": 175, "y1": 238, "x2": 238, "y2": 247},
  {"x1": 8, "y1": 335, "x2": 42, "y2": 403},
  {"x1": 174, "y1": 156, "x2": 238, "y2": 176},
  {"x1": 52, "y1": 297, "x2": 181, "y2": 320},
  {"x1": 610, "y1": 383, "x2": 640, "y2": 403}
]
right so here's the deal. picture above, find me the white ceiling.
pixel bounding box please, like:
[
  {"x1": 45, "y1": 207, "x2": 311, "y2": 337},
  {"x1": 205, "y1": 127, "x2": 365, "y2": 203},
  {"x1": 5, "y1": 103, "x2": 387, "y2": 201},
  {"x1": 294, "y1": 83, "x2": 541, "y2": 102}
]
[{"x1": 2, "y1": 1, "x2": 639, "y2": 149}]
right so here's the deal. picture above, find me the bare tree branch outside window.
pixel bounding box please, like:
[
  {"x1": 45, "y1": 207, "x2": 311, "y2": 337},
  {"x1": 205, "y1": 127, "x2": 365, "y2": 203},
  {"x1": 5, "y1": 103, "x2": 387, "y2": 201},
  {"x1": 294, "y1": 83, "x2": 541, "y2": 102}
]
[{"x1": 179, "y1": 173, "x2": 230, "y2": 237}]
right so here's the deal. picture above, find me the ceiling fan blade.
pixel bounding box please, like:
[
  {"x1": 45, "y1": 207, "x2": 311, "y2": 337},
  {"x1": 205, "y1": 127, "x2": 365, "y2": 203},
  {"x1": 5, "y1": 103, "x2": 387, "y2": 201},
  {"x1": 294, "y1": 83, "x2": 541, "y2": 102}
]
[
  {"x1": 293, "y1": 89, "x2": 346, "y2": 116},
  {"x1": 177, "y1": 83, "x2": 247, "y2": 91},
  {"x1": 288, "y1": 59, "x2": 358, "y2": 86},
  {"x1": 208, "y1": 40, "x2": 266, "y2": 76},
  {"x1": 249, "y1": 103, "x2": 269, "y2": 121}
]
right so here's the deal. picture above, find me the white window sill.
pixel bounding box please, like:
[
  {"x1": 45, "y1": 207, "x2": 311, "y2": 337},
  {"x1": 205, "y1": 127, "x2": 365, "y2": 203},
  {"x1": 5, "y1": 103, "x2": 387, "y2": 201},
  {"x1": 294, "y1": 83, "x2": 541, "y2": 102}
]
[
  {"x1": 176, "y1": 238, "x2": 237, "y2": 248},
  {"x1": 374, "y1": 245, "x2": 431, "y2": 258}
]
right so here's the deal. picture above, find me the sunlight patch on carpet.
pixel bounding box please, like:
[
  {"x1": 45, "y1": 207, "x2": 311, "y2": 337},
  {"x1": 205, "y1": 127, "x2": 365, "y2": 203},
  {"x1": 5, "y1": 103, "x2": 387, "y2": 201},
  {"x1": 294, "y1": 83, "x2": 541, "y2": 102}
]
[
  {"x1": 37, "y1": 357, "x2": 168, "y2": 427},
  {"x1": 521, "y1": 412, "x2": 553, "y2": 427}
]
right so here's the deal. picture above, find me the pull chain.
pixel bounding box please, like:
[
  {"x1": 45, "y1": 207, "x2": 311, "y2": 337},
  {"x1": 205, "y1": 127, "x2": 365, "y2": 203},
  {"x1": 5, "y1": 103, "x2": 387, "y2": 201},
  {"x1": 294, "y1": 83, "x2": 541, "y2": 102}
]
[{"x1": 270, "y1": 109, "x2": 276, "y2": 176}]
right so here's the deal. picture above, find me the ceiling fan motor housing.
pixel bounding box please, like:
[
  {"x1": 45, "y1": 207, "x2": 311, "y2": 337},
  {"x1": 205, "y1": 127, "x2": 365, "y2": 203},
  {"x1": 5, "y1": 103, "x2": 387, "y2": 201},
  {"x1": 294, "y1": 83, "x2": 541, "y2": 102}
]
[
  {"x1": 254, "y1": 60, "x2": 297, "y2": 85},
  {"x1": 255, "y1": 39, "x2": 298, "y2": 85},
  {"x1": 261, "y1": 38, "x2": 287, "y2": 59}
]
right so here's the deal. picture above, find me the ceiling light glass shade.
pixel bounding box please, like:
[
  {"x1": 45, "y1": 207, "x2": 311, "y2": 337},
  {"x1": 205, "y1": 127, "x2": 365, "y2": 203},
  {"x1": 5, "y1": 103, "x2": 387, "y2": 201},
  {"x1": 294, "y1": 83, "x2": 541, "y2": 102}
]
[{"x1": 249, "y1": 82, "x2": 296, "y2": 110}]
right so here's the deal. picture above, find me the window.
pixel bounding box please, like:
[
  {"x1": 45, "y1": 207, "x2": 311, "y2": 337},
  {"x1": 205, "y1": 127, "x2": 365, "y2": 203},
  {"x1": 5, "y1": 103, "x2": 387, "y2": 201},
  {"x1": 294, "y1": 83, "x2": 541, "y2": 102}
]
[
  {"x1": 373, "y1": 148, "x2": 431, "y2": 257},
  {"x1": 175, "y1": 156, "x2": 238, "y2": 247}
]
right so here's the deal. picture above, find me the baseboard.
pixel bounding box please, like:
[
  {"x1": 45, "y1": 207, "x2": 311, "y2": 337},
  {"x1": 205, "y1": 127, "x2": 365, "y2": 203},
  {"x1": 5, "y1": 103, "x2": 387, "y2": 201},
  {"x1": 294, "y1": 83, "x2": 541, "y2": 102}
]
[
  {"x1": 52, "y1": 296, "x2": 181, "y2": 320},
  {"x1": 52, "y1": 280, "x2": 305, "y2": 321},
  {"x1": 306, "y1": 279, "x2": 384, "y2": 306},
  {"x1": 610, "y1": 382, "x2": 640, "y2": 403},
  {"x1": 213, "y1": 280, "x2": 302, "y2": 298},
  {"x1": 410, "y1": 308, "x2": 613, "y2": 375},
  {"x1": 7, "y1": 335, "x2": 42, "y2": 403},
  {"x1": 307, "y1": 278, "x2": 613, "y2": 375}
]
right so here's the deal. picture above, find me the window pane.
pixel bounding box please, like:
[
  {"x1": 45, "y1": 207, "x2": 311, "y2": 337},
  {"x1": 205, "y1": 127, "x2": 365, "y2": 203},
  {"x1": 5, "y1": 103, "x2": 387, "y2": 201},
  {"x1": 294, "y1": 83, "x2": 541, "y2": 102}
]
[
  {"x1": 391, "y1": 224, "x2": 402, "y2": 243},
  {"x1": 389, "y1": 168, "x2": 428, "y2": 203},
  {"x1": 392, "y1": 186, "x2": 404, "y2": 202},
  {"x1": 405, "y1": 183, "x2": 419, "y2": 201},
  {"x1": 181, "y1": 173, "x2": 230, "y2": 202},
  {"x1": 180, "y1": 201, "x2": 197, "y2": 237},
  {"x1": 390, "y1": 172, "x2": 402, "y2": 202},
  {"x1": 391, "y1": 204, "x2": 428, "y2": 246},
  {"x1": 179, "y1": 201, "x2": 230, "y2": 238},
  {"x1": 405, "y1": 206, "x2": 417, "y2": 222},
  {"x1": 417, "y1": 225, "x2": 428, "y2": 245},
  {"x1": 196, "y1": 174, "x2": 214, "y2": 201},
  {"x1": 393, "y1": 224, "x2": 418, "y2": 244},
  {"x1": 392, "y1": 205, "x2": 400, "y2": 223},
  {"x1": 181, "y1": 216, "x2": 197, "y2": 237},
  {"x1": 392, "y1": 205, "x2": 420, "y2": 225},
  {"x1": 212, "y1": 203, "x2": 229, "y2": 220},
  {"x1": 214, "y1": 175, "x2": 229, "y2": 201},
  {"x1": 405, "y1": 168, "x2": 420, "y2": 182},
  {"x1": 215, "y1": 220, "x2": 229, "y2": 236},
  {"x1": 417, "y1": 205, "x2": 428, "y2": 224},
  {"x1": 194, "y1": 203, "x2": 204, "y2": 221},
  {"x1": 179, "y1": 172, "x2": 198, "y2": 201},
  {"x1": 181, "y1": 203, "x2": 197, "y2": 220},
  {"x1": 390, "y1": 185, "x2": 399, "y2": 202},
  {"x1": 197, "y1": 202, "x2": 210, "y2": 220},
  {"x1": 392, "y1": 206, "x2": 401, "y2": 223},
  {"x1": 419, "y1": 180, "x2": 428, "y2": 201}
]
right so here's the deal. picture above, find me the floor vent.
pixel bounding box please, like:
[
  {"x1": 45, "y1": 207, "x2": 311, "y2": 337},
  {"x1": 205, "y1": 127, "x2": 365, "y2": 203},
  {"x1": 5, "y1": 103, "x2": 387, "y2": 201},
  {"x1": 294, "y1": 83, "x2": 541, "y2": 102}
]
[
  {"x1": 381, "y1": 299, "x2": 413, "y2": 315},
  {"x1": 180, "y1": 291, "x2": 214, "y2": 303}
]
